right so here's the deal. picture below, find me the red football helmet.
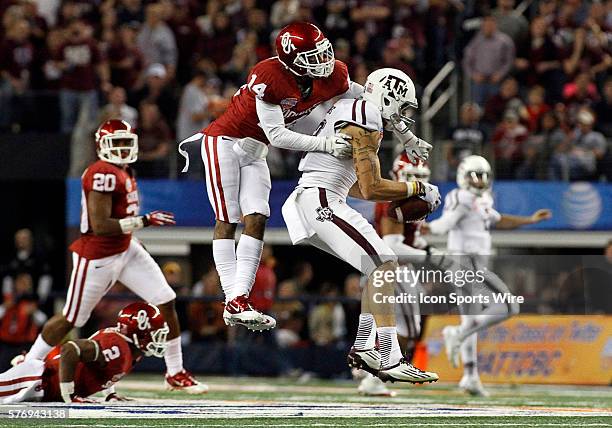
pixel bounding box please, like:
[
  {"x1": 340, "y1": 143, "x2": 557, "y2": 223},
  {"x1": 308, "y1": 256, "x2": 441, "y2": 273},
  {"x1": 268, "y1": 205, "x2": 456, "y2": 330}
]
[
  {"x1": 391, "y1": 153, "x2": 431, "y2": 183},
  {"x1": 117, "y1": 302, "x2": 169, "y2": 358},
  {"x1": 95, "y1": 119, "x2": 138, "y2": 165},
  {"x1": 275, "y1": 22, "x2": 334, "y2": 78}
]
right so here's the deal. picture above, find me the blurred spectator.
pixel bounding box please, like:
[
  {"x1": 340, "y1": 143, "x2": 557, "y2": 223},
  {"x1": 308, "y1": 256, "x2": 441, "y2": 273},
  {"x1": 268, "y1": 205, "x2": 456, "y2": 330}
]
[
  {"x1": 341, "y1": 273, "x2": 361, "y2": 344},
  {"x1": 250, "y1": 246, "x2": 277, "y2": 314},
  {"x1": 0, "y1": 19, "x2": 34, "y2": 131},
  {"x1": 278, "y1": 261, "x2": 314, "y2": 295},
  {"x1": 483, "y1": 77, "x2": 524, "y2": 126},
  {"x1": 272, "y1": 281, "x2": 306, "y2": 348},
  {"x1": 493, "y1": 0, "x2": 528, "y2": 46},
  {"x1": 381, "y1": 39, "x2": 415, "y2": 79},
  {"x1": 445, "y1": 102, "x2": 485, "y2": 180},
  {"x1": 491, "y1": 110, "x2": 528, "y2": 179},
  {"x1": 54, "y1": 19, "x2": 109, "y2": 134},
  {"x1": 167, "y1": 3, "x2": 201, "y2": 85},
  {"x1": 201, "y1": 12, "x2": 235, "y2": 69},
  {"x1": 107, "y1": 23, "x2": 144, "y2": 90},
  {"x1": 323, "y1": 0, "x2": 352, "y2": 41},
  {"x1": 0, "y1": 272, "x2": 47, "y2": 369},
  {"x1": 117, "y1": 0, "x2": 145, "y2": 26},
  {"x1": 308, "y1": 283, "x2": 345, "y2": 346},
  {"x1": 98, "y1": 86, "x2": 138, "y2": 127},
  {"x1": 463, "y1": 15, "x2": 515, "y2": 106},
  {"x1": 2, "y1": 229, "x2": 52, "y2": 307},
  {"x1": 137, "y1": 2, "x2": 177, "y2": 77},
  {"x1": 594, "y1": 77, "x2": 612, "y2": 137},
  {"x1": 190, "y1": 266, "x2": 226, "y2": 342},
  {"x1": 550, "y1": 109, "x2": 608, "y2": 181},
  {"x1": 134, "y1": 101, "x2": 171, "y2": 177},
  {"x1": 270, "y1": 0, "x2": 300, "y2": 29},
  {"x1": 349, "y1": 0, "x2": 392, "y2": 47},
  {"x1": 162, "y1": 261, "x2": 188, "y2": 328},
  {"x1": 129, "y1": 63, "x2": 177, "y2": 125},
  {"x1": 520, "y1": 85, "x2": 550, "y2": 132},
  {"x1": 563, "y1": 72, "x2": 600, "y2": 112},
  {"x1": 517, "y1": 111, "x2": 566, "y2": 179}
]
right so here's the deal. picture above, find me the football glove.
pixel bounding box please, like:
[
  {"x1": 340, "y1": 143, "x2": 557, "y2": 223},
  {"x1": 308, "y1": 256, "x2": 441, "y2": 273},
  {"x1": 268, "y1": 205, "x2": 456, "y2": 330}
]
[
  {"x1": 418, "y1": 182, "x2": 441, "y2": 213},
  {"x1": 323, "y1": 133, "x2": 353, "y2": 159},
  {"x1": 143, "y1": 211, "x2": 176, "y2": 227},
  {"x1": 393, "y1": 128, "x2": 432, "y2": 163}
]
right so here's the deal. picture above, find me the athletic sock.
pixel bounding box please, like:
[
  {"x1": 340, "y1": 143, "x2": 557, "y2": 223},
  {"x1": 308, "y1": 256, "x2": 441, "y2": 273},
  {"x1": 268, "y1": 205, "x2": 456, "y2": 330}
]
[
  {"x1": 26, "y1": 335, "x2": 53, "y2": 361},
  {"x1": 377, "y1": 326, "x2": 403, "y2": 367},
  {"x1": 233, "y1": 234, "x2": 264, "y2": 299},
  {"x1": 461, "y1": 332, "x2": 478, "y2": 377},
  {"x1": 353, "y1": 313, "x2": 377, "y2": 350},
  {"x1": 164, "y1": 337, "x2": 184, "y2": 376},
  {"x1": 212, "y1": 239, "x2": 237, "y2": 303}
]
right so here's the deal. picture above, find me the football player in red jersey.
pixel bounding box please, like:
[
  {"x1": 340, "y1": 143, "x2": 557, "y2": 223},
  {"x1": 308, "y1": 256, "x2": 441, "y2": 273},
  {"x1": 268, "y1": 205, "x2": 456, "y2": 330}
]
[
  {"x1": 0, "y1": 303, "x2": 168, "y2": 403},
  {"x1": 16, "y1": 120, "x2": 207, "y2": 394},
  {"x1": 179, "y1": 22, "x2": 364, "y2": 331}
]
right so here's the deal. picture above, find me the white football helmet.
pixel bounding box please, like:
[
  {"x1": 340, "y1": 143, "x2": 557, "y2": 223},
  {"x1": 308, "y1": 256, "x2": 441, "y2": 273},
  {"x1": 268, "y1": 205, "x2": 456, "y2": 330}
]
[
  {"x1": 362, "y1": 68, "x2": 418, "y2": 132},
  {"x1": 457, "y1": 155, "x2": 492, "y2": 196}
]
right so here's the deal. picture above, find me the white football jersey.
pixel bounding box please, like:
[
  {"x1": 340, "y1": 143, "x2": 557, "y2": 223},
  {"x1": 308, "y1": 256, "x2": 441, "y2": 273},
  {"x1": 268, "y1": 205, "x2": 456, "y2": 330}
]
[
  {"x1": 428, "y1": 188, "x2": 501, "y2": 255},
  {"x1": 297, "y1": 98, "x2": 383, "y2": 199}
]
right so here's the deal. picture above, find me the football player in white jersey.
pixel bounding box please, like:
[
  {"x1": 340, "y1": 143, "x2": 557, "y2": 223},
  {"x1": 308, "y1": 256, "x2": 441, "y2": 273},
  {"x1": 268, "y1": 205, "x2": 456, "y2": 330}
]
[
  {"x1": 422, "y1": 155, "x2": 552, "y2": 395},
  {"x1": 282, "y1": 68, "x2": 441, "y2": 383}
]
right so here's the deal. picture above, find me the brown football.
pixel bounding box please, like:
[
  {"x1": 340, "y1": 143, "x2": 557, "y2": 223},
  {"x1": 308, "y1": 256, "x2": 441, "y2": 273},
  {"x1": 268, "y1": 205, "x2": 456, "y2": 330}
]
[{"x1": 387, "y1": 196, "x2": 430, "y2": 223}]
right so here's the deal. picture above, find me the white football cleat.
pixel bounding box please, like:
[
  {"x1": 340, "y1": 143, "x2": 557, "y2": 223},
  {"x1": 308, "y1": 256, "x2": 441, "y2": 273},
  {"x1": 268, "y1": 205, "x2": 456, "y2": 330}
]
[
  {"x1": 378, "y1": 358, "x2": 439, "y2": 384},
  {"x1": 347, "y1": 347, "x2": 381, "y2": 376},
  {"x1": 442, "y1": 325, "x2": 462, "y2": 368},
  {"x1": 223, "y1": 295, "x2": 276, "y2": 331},
  {"x1": 459, "y1": 375, "x2": 489, "y2": 397},
  {"x1": 358, "y1": 374, "x2": 396, "y2": 397}
]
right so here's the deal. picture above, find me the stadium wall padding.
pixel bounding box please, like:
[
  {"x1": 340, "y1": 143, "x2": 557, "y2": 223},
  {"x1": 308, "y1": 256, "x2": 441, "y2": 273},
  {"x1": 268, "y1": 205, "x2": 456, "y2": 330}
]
[{"x1": 67, "y1": 179, "x2": 612, "y2": 230}]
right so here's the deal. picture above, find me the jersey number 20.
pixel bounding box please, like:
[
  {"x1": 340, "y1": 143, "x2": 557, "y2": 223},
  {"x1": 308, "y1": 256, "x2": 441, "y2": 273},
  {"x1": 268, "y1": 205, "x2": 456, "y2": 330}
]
[{"x1": 92, "y1": 173, "x2": 116, "y2": 192}]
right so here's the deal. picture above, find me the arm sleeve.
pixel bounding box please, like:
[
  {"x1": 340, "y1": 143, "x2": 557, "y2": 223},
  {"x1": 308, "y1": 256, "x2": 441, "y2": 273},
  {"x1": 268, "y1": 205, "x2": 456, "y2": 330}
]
[
  {"x1": 255, "y1": 98, "x2": 328, "y2": 151},
  {"x1": 428, "y1": 191, "x2": 470, "y2": 235},
  {"x1": 339, "y1": 81, "x2": 364, "y2": 99}
]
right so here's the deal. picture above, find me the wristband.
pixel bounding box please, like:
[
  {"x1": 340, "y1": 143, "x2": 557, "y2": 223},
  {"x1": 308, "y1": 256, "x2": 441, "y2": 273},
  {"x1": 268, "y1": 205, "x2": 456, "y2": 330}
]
[
  {"x1": 60, "y1": 381, "x2": 75, "y2": 403},
  {"x1": 65, "y1": 341, "x2": 80, "y2": 357},
  {"x1": 119, "y1": 216, "x2": 145, "y2": 233},
  {"x1": 406, "y1": 181, "x2": 423, "y2": 198}
]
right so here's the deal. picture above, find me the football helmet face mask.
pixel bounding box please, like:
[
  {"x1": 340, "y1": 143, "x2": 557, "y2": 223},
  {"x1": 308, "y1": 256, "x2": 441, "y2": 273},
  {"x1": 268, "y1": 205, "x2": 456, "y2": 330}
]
[
  {"x1": 117, "y1": 302, "x2": 169, "y2": 358},
  {"x1": 391, "y1": 154, "x2": 431, "y2": 183},
  {"x1": 362, "y1": 68, "x2": 418, "y2": 133},
  {"x1": 95, "y1": 119, "x2": 138, "y2": 165},
  {"x1": 457, "y1": 155, "x2": 492, "y2": 196},
  {"x1": 276, "y1": 22, "x2": 335, "y2": 79}
]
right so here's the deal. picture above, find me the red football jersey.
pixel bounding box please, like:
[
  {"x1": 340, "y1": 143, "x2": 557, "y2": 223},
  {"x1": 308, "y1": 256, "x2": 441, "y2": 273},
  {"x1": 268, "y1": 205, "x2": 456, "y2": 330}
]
[
  {"x1": 204, "y1": 58, "x2": 350, "y2": 144},
  {"x1": 69, "y1": 160, "x2": 139, "y2": 259},
  {"x1": 374, "y1": 202, "x2": 420, "y2": 247},
  {"x1": 42, "y1": 329, "x2": 135, "y2": 401}
]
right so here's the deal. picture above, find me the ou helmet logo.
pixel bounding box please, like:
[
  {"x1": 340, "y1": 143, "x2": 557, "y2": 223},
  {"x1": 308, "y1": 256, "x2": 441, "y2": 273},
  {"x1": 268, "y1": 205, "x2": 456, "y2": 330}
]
[
  {"x1": 136, "y1": 310, "x2": 151, "y2": 330},
  {"x1": 281, "y1": 32, "x2": 299, "y2": 54}
]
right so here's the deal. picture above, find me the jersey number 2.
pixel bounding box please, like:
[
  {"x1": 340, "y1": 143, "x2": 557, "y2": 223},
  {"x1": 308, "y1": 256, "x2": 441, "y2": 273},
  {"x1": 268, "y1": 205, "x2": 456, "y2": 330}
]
[
  {"x1": 92, "y1": 173, "x2": 116, "y2": 192},
  {"x1": 102, "y1": 346, "x2": 121, "y2": 362}
]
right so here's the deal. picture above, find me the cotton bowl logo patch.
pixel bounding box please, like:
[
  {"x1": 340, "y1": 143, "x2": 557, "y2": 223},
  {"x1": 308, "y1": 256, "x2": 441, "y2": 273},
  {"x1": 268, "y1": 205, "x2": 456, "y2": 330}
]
[
  {"x1": 316, "y1": 206, "x2": 334, "y2": 222},
  {"x1": 280, "y1": 97, "x2": 298, "y2": 111}
]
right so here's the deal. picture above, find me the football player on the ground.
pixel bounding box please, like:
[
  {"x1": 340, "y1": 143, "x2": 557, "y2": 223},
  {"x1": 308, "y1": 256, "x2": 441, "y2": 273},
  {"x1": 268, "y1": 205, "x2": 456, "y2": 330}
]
[
  {"x1": 421, "y1": 155, "x2": 552, "y2": 395},
  {"x1": 0, "y1": 302, "x2": 168, "y2": 403},
  {"x1": 17, "y1": 120, "x2": 207, "y2": 394},
  {"x1": 355, "y1": 157, "x2": 432, "y2": 395},
  {"x1": 282, "y1": 68, "x2": 440, "y2": 383},
  {"x1": 179, "y1": 22, "x2": 365, "y2": 332}
]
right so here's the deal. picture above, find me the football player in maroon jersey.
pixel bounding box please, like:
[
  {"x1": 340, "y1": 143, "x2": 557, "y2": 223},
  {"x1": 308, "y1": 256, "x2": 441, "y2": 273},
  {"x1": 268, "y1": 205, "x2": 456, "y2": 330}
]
[
  {"x1": 16, "y1": 120, "x2": 207, "y2": 394},
  {"x1": 178, "y1": 22, "x2": 366, "y2": 331},
  {"x1": 0, "y1": 303, "x2": 169, "y2": 403}
]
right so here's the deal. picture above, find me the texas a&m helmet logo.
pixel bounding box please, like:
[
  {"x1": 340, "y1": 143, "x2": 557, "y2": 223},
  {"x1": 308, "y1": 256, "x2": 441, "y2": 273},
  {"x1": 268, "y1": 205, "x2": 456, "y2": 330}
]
[{"x1": 381, "y1": 75, "x2": 409, "y2": 98}]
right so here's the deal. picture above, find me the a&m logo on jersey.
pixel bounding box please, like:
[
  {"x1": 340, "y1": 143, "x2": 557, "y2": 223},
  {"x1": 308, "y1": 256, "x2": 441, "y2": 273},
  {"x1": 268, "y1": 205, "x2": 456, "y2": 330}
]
[
  {"x1": 280, "y1": 97, "x2": 298, "y2": 111},
  {"x1": 280, "y1": 32, "x2": 301, "y2": 54},
  {"x1": 315, "y1": 206, "x2": 334, "y2": 222}
]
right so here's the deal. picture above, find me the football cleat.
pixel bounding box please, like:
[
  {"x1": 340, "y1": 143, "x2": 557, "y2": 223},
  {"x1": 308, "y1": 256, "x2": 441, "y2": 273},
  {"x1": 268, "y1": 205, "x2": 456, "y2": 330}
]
[
  {"x1": 378, "y1": 358, "x2": 439, "y2": 384},
  {"x1": 442, "y1": 325, "x2": 462, "y2": 368},
  {"x1": 347, "y1": 347, "x2": 381, "y2": 376},
  {"x1": 459, "y1": 375, "x2": 489, "y2": 397},
  {"x1": 223, "y1": 295, "x2": 276, "y2": 331},
  {"x1": 165, "y1": 370, "x2": 209, "y2": 394},
  {"x1": 358, "y1": 374, "x2": 396, "y2": 397}
]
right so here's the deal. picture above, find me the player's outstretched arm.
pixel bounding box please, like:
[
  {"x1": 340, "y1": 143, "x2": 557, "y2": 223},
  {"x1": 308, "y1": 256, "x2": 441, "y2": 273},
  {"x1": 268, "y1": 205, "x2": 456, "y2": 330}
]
[
  {"x1": 495, "y1": 209, "x2": 553, "y2": 230},
  {"x1": 256, "y1": 98, "x2": 351, "y2": 158},
  {"x1": 59, "y1": 339, "x2": 102, "y2": 403},
  {"x1": 346, "y1": 124, "x2": 428, "y2": 201},
  {"x1": 88, "y1": 191, "x2": 175, "y2": 236}
]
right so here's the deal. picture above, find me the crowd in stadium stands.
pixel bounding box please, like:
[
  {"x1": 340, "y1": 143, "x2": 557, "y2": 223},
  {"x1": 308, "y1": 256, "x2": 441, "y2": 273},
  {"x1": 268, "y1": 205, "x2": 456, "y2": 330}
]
[{"x1": 0, "y1": 0, "x2": 610, "y2": 180}]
